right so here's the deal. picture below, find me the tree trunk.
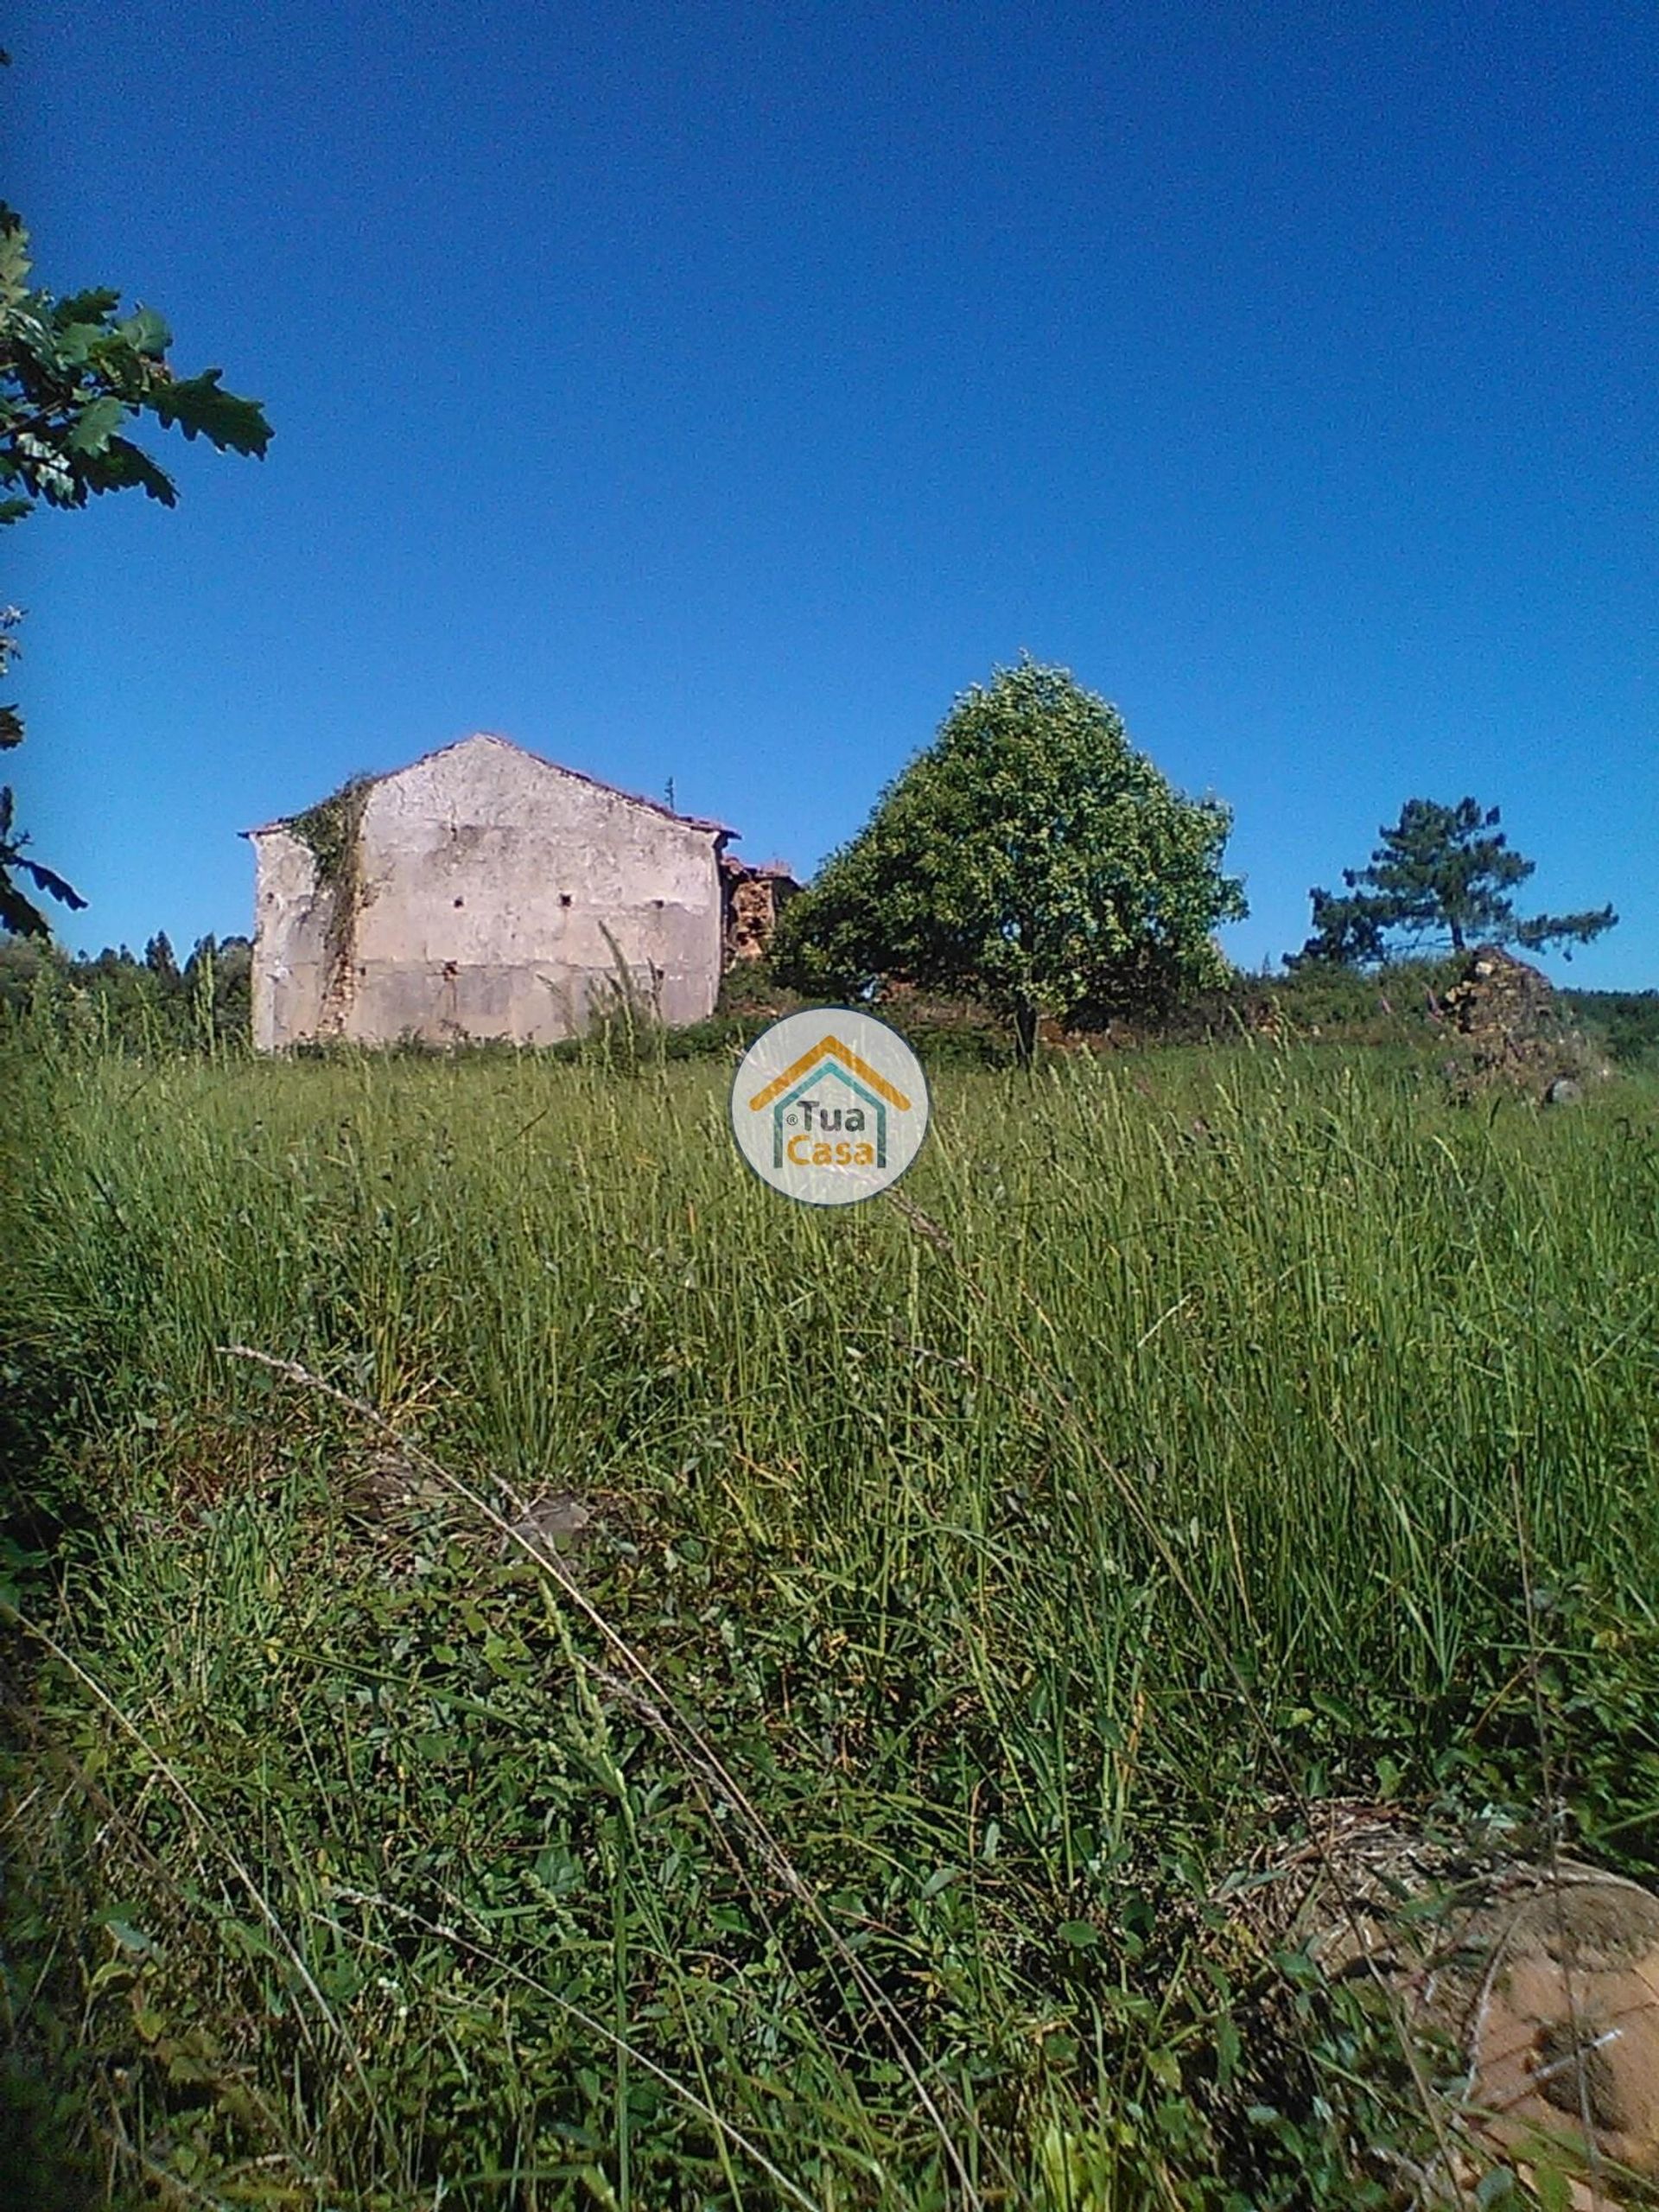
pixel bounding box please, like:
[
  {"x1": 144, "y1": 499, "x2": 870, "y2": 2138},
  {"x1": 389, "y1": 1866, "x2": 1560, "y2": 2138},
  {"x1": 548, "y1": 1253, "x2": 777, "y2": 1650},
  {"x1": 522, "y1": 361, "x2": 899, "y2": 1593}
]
[{"x1": 1013, "y1": 999, "x2": 1039, "y2": 1069}]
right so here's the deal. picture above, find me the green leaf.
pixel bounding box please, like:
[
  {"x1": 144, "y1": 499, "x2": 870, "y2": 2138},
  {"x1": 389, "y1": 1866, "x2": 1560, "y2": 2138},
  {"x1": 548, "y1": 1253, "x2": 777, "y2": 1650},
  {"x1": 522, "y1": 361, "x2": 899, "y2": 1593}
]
[
  {"x1": 100, "y1": 1916, "x2": 156, "y2": 1955},
  {"x1": 150, "y1": 369, "x2": 272, "y2": 457},
  {"x1": 1147, "y1": 2045, "x2": 1183, "y2": 2090},
  {"x1": 0, "y1": 878, "x2": 49, "y2": 938},
  {"x1": 91, "y1": 435, "x2": 179, "y2": 505},
  {"x1": 0, "y1": 213, "x2": 30, "y2": 306},
  {"x1": 14, "y1": 847, "x2": 87, "y2": 911},
  {"x1": 115, "y1": 304, "x2": 171, "y2": 354},
  {"x1": 50, "y1": 319, "x2": 109, "y2": 368},
  {"x1": 1531, "y1": 2161, "x2": 1573, "y2": 2212},
  {"x1": 53, "y1": 288, "x2": 123, "y2": 329},
  {"x1": 66, "y1": 396, "x2": 128, "y2": 454}
]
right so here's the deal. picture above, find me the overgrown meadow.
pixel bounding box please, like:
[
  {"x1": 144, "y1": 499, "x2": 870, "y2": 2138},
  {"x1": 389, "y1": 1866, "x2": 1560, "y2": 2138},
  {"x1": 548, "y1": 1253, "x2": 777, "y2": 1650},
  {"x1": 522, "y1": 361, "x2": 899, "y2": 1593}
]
[{"x1": 3, "y1": 1036, "x2": 1658, "y2": 2209}]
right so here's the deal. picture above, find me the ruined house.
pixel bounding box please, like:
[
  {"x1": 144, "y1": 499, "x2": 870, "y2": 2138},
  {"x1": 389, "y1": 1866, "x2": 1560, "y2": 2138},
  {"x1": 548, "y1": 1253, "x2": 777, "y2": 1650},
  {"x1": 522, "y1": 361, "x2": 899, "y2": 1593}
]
[
  {"x1": 721, "y1": 856, "x2": 798, "y2": 965},
  {"x1": 1437, "y1": 942, "x2": 1597, "y2": 1099},
  {"x1": 246, "y1": 733, "x2": 793, "y2": 1050}
]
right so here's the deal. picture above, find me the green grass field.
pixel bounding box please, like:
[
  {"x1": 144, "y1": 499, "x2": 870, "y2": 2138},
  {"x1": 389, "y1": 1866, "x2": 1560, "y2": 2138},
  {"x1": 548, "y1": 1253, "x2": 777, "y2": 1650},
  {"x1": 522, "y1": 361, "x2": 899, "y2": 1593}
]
[{"x1": 3, "y1": 1040, "x2": 1658, "y2": 2209}]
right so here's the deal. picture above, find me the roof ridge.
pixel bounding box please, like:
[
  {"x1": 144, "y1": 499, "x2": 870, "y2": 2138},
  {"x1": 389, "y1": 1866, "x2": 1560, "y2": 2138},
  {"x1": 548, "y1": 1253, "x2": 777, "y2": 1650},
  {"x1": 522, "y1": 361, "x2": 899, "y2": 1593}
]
[{"x1": 242, "y1": 731, "x2": 737, "y2": 840}]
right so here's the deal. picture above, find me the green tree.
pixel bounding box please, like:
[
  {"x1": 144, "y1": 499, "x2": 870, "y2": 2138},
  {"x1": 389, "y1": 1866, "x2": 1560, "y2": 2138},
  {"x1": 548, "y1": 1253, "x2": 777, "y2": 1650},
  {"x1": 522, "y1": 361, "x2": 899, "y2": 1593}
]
[
  {"x1": 1289, "y1": 798, "x2": 1617, "y2": 969},
  {"x1": 1, "y1": 73, "x2": 271, "y2": 936},
  {"x1": 771, "y1": 657, "x2": 1247, "y2": 1061}
]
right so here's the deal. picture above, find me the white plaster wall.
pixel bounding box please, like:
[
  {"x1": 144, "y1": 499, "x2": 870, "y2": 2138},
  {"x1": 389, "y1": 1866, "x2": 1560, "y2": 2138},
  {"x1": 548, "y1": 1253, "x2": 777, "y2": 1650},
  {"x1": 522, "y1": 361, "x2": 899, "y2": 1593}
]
[
  {"x1": 252, "y1": 737, "x2": 726, "y2": 1048},
  {"x1": 250, "y1": 827, "x2": 330, "y2": 1051}
]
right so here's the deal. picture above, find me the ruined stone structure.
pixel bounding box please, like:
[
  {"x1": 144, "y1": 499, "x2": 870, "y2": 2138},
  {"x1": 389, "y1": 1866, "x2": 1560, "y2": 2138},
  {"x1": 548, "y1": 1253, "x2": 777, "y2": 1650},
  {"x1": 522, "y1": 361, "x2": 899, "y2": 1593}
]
[
  {"x1": 721, "y1": 857, "x2": 798, "y2": 965},
  {"x1": 1439, "y1": 943, "x2": 1596, "y2": 1099},
  {"x1": 248, "y1": 734, "x2": 784, "y2": 1050}
]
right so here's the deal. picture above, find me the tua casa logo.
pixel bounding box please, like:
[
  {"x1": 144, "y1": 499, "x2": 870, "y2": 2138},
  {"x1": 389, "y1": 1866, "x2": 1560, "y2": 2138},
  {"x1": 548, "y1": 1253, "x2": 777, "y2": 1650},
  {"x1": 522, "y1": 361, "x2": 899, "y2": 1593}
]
[{"x1": 730, "y1": 1010, "x2": 931, "y2": 1206}]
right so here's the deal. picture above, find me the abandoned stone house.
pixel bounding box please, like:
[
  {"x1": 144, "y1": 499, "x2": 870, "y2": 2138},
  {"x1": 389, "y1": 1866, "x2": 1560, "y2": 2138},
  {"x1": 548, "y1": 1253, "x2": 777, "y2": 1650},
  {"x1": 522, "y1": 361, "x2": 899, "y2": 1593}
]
[{"x1": 245, "y1": 733, "x2": 797, "y2": 1051}]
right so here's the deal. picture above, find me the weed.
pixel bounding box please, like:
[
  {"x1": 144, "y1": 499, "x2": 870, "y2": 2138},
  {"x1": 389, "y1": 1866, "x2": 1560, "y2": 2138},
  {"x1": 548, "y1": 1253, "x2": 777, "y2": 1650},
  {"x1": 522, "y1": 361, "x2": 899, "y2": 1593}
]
[{"x1": 3, "y1": 1042, "x2": 1656, "y2": 2206}]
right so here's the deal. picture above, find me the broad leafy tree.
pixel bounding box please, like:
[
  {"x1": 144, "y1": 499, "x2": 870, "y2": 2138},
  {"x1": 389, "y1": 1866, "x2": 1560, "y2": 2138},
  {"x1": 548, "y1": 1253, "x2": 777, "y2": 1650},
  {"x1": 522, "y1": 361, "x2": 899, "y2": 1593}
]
[
  {"x1": 1, "y1": 71, "x2": 271, "y2": 935},
  {"x1": 772, "y1": 657, "x2": 1247, "y2": 1059},
  {"x1": 1289, "y1": 797, "x2": 1616, "y2": 968}
]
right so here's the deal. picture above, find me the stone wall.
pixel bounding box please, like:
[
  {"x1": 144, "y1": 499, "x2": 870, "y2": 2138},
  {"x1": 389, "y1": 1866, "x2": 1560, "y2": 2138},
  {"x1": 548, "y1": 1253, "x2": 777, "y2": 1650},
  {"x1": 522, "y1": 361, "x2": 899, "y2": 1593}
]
[
  {"x1": 1440, "y1": 944, "x2": 1596, "y2": 1099},
  {"x1": 721, "y1": 862, "x2": 798, "y2": 965}
]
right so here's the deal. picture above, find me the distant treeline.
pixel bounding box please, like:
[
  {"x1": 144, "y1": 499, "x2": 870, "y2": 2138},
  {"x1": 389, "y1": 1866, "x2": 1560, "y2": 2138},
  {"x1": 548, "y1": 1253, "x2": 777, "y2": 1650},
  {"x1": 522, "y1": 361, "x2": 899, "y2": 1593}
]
[
  {"x1": 0, "y1": 931, "x2": 251, "y2": 1050},
  {"x1": 4, "y1": 930, "x2": 1656, "y2": 1070},
  {"x1": 1558, "y1": 986, "x2": 1659, "y2": 1071}
]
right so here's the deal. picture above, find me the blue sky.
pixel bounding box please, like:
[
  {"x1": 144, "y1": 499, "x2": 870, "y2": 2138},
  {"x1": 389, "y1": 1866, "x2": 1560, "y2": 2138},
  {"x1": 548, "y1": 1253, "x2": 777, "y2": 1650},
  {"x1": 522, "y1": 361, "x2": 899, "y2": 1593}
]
[{"x1": 10, "y1": 0, "x2": 1656, "y2": 983}]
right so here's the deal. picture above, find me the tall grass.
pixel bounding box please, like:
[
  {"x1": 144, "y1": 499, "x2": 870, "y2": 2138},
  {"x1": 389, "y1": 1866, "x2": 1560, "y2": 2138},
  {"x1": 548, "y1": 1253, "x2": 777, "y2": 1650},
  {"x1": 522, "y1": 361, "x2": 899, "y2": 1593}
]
[{"x1": 3, "y1": 1040, "x2": 1658, "y2": 2208}]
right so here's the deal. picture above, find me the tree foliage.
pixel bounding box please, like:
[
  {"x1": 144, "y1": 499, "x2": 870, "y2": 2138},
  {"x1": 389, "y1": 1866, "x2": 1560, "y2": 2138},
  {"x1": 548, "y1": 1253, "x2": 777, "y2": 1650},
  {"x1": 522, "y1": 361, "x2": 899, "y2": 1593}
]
[
  {"x1": 1290, "y1": 797, "x2": 1617, "y2": 969},
  {"x1": 0, "y1": 930, "x2": 251, "y2": 1046},
  {"x1": 0, "y1": 215, "x2": 270, "y2": 527},
  {"x1": 0, "y1": 86, "x2": 271, "y2": 936},
  {"x1": 772, "y1": 657, "x2": 1247, "y2": 1058}
]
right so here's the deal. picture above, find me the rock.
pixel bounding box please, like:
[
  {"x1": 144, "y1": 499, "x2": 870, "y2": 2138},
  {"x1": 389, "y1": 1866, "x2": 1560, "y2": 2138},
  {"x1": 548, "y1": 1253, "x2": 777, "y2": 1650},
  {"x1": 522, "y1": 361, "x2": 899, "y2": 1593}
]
[
  {"x1": 721, "y1": 859, "x2": 800, "y2": 963},
  {"x1": 1469, "y1": 1872, "x2": 1659, "y2": 2190},
  {"x1": 1228, "y1": 1803, "x2": 1659, "y2": 2203},
  {"x1": 1545, "y1": 1076, "x2": 1583, "y2": 1106},
  {"x1": 500, "y1": 1491, "x2": 595, "y2": 1564},
  {"x1": 343, "y1": 1450, "x2": 448, "y2": 1520},
  {"x1": 1440, "y1": 945, "x2": 1597, "y2": 1103}
]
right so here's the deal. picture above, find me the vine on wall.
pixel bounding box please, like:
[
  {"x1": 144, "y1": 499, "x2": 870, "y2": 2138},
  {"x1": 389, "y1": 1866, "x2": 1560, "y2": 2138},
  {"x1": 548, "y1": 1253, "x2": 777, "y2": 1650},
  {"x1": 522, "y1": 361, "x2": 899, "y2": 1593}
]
[{"x1": 288, "y1": 775, "x2": 373, "y2": 1030}]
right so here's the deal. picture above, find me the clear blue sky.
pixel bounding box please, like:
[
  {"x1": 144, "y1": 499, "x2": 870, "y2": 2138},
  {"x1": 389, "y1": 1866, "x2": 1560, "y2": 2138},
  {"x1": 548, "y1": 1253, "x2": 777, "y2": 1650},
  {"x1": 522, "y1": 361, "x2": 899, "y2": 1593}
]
[{"x1": 11, "y1": 0, "x2": 1657, "y2": 984}]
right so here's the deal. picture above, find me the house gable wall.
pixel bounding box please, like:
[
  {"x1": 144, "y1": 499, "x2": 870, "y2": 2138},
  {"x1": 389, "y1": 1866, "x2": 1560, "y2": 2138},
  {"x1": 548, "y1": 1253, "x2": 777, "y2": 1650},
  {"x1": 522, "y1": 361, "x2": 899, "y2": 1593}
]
[
  {"x1": 250, "y1": 827, "x2": 327, "y2": 1052},
  {"x1": 251, "y1": 736, "x2": 726, "y2": 1047}
]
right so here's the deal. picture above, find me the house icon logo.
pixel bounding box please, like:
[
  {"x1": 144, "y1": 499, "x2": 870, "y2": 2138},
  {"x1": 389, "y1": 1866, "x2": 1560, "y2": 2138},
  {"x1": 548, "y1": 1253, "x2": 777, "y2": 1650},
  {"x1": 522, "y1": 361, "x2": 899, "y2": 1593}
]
[{"x1": 730, "y1": 1011, "x2": 930, "y2": 1205}]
